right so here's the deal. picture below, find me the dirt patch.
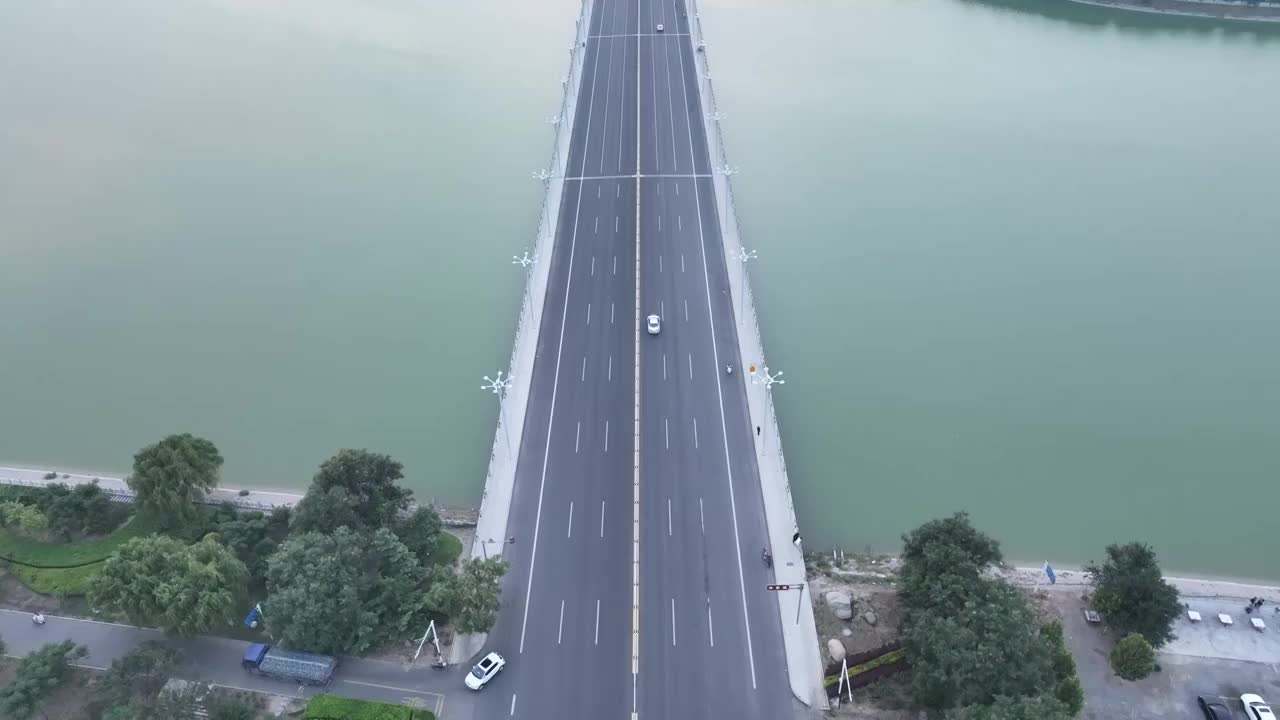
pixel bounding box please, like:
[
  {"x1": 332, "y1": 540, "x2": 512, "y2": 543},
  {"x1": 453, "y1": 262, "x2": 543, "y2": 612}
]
[{"x1": 0, "y1": 567, "x2": 63, "y2": 613}]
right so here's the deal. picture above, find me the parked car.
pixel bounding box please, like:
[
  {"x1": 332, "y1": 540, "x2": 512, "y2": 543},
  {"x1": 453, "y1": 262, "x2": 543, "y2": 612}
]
[
  {"x1": 465, "y1": 652, "x2": 506, "y2": 690},
  {"x1": 1198, "y1": 696, "x2": 1235, "y2": 720},
  {"x1": 1242, "y1": 694, "x2": 1276, "y2": 720}
]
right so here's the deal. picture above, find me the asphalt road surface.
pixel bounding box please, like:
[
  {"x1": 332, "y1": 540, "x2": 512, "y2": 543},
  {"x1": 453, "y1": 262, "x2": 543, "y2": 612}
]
[{"x1": 472, "y1": 0, "x2": 798, "y2": 717}]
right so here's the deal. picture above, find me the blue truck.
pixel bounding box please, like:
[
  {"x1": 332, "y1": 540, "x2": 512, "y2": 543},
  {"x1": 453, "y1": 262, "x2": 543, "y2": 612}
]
[{"x1": 242, "y1": 643, "x2": 337, "y2": 686}]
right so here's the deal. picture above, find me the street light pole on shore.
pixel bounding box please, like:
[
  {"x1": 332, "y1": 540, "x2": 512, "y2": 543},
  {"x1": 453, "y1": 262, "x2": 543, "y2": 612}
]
[
  {"x1": 481, "y1": 371, "x2": 515, "y2": 459},
  {"x1": 749, "y1": 364, "x2": 785, "y2": 455}
]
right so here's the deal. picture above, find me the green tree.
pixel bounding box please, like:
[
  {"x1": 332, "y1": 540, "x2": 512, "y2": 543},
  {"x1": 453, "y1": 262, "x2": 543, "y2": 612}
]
[
  {"x1": 393, "y1": 506, "x2": 444, "y2": 566},
  {"x1": 1109, "y1": 632, "x2": 1156, "y2": 680},
  {"x1": 210, "y1": 505, "x2": 292, "y2": 589},
  {"x1": 290, "y1": 450, "x2": 412, "y2": 534},
  {"x1": 90, "y1": 534, "x2": 248, "y2": 636},
  {"x1": 34, "y1": 482, "x2": 120, "y2": 539},
  {"x1": 127, "y1": 434, "x2": 223, "y2": 527},
  {"x1": 904, "y1": 577, "x2": 1054, "y2": 708},
  {"x1": 0, "y1": 640, "x2": 88, "y2": 720},
  {"x1": 1085, "y1": 542, "x2": 1181, "y2": 647},
  {"x1": 265, "y1": 526, "x2": 428, "y2": 654},
  {"x1": 944, "y1": 693, "x2": 1073, "y2": 720},
  {"x1": 898, "y1": 512, "x2": 1002, "y2": 625},
  {"x1": 0, "y1": 501, "x2": 48, "y2": 532},
  {"x1": 1055, "y1": 674, "x2": 1085, "y2": 716},
  {"x1": 95, "y1": 642, "x2": 181, "y2": 710},
  {"x1": 426, "y1": 557, "x2": 508, "y2": 634}
]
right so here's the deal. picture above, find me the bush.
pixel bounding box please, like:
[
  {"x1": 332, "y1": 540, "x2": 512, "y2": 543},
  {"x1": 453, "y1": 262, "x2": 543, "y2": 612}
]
[
  {"x1": 237, "y1": 489, "x2": 250, "y2": 497},
  {"x1": 1110, "y1": 632, "x2": 1156, "y2": 680},
  {"x1": 36, "y1": 483, "x2": 125, "y2": 539},
  {"x1": 208, "y1": 697, "x2": 257, "y2": 720},
  {"x1": 1055, "y1": 674, "x2": 1085, "y2": 715},
  {"x1": 43, "y1": 472, "x2": 57, "y2": 480}
]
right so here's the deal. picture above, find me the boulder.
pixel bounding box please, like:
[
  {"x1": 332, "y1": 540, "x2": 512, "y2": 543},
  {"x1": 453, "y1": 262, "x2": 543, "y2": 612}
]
[
  {"x1": 863, "y1": 610, "x2": 878, "y2": 626},
  {"x1": 825, "y1": 591, "x2": 854, "y2": 620},
  {"x1": 827, "y1": 638, "x2": 847, "y2": 663},
  {"x1": 841, "y1": 628, "x2": 853, "y2": 637}
]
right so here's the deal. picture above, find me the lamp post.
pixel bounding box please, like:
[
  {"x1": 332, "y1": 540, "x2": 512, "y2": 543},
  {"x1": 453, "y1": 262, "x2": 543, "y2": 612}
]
[
  {"x1": 481, "y1": 371, "x2": 515, "y2": 458},
  {"x1": 735, "y1": 247, "x2": 756, "y2": 320},
  {"x1": 514, "y1": 250, "x2": 537, "y2": 325},
  {"x1": 714, "y1": 164, "x2": 737, "y2": 232},
  {"x1": 749, "y1": 364, "x2": 784, "y2": 455},
  {"x1": 480, "y1": 536, "x2": 517, "y2": 561}
]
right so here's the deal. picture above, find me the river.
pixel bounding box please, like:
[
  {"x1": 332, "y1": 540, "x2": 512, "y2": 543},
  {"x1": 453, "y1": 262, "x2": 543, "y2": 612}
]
[{"x1": 2, "y1": 0, "x2": 1278, "y2": 577}]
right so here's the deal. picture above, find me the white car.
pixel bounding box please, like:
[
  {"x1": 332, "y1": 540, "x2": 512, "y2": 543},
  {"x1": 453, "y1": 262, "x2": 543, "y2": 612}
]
[
  {"x1": 646, "y1": 314, "x2": 661, "y2": 335},
  {"x1": 656, "y1": 23, "x2": 664, "y2": 32},
  {"x1": 465, "y1": 652, "x2": 506, "y2": 690},
  {"x1": 1243, "y1": 695, "x2": 1277, "y2": 720}
]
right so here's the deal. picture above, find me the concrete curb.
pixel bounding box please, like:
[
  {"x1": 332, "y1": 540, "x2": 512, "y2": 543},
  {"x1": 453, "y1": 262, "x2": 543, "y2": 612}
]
[
  {"x1": 683, "y1": 2, "x2": 827, "y2": 710},
  {"x1": 455, "y1": 0, "x2": 595, "y2": 668}
]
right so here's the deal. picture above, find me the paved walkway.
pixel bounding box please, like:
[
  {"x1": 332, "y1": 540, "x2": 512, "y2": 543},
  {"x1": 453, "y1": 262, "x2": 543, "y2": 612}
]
[
  {"x1": 0, "y1": 608, "x2": 472, "y2": 717},
  {"x1": 0, "y1": 466, "x2": 302, "y2": 512}
]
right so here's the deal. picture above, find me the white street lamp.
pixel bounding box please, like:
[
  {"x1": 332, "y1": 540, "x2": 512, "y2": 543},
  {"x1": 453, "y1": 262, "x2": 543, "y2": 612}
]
[
  {"x1": 735, "y1": 247, "x2": 756, "y2": 320},
  {"x1": 714, "y1": 164, "x2": 738, "y2": 231},
  {"x1": 481, "y1": 371, "x2": 515, "y2": 458},
  {"x1": 513, "y1": 250, "x2": 538, "y2": 325}
]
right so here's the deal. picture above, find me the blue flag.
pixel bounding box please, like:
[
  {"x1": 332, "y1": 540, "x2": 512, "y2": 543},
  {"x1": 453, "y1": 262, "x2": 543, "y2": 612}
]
[
  {"x1": 1044, "y1": 562, "x2": 1057, "y2": 585},
  {"x1": 243, "y1": 604, "x2": 261, "y2": 628}
]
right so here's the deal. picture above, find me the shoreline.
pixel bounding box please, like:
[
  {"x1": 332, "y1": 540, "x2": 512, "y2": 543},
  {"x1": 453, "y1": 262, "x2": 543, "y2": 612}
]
[{"x1": 1063, "y1": 0, "x2": 1280, "y2": 22}]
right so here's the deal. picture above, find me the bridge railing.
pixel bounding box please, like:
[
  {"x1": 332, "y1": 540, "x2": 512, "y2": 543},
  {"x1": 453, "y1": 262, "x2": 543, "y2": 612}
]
[
  {"x1": 686, "y1": 0, "x2": 795, "y2": 522},
  {"x1": 474, "y1": 0, "x2": 593, "y2": 558}
]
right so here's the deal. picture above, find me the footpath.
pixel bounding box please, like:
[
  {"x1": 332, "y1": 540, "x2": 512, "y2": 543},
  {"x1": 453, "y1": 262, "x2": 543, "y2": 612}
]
[
  {"x1": 686, "y1": 0, "x2": 826, "y2": 709},
  {"x1": 0, "y1": 466, "x2": 301, "y2": 511}
]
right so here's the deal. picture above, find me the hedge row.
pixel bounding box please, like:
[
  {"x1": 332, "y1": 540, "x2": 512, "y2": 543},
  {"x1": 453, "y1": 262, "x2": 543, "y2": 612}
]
[
  {"x1": 305, "y1": 694, "x2": 433, "y2": 720},
  {"x1": 823, "y1": 642, "x2": 910, "y2": 694}
]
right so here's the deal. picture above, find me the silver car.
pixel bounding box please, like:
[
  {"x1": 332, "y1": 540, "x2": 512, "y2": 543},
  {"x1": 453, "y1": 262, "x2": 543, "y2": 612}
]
[{"x1": 647, "y1": 314, "x2": 661, "y2": 335}]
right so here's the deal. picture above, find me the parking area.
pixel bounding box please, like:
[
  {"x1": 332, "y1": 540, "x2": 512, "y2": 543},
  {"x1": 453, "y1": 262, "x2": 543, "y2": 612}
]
[{"x1": 1044, "y1": 590, "x2": 1280, "y2": 719}]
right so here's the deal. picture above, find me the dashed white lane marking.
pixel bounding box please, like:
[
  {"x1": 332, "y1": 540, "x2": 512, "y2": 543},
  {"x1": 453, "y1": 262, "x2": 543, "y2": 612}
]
[
  {"x1": 601, "y1": 500, "x2": 606, "y2": 538},
  {"x1": 658, "y1": 215, "x2": 662, "y2": 232},
  {"x1": 582, "y1": 357, "x2": 587, "y2": 382},
  {"x1": 558, "y1": 600, "x2": 566, "y2": 644},
  {"x1": 662, "y1": 353, "x2": 667, "y2": 380},
  {"x1": 586, "y1": 303, "x2": 592, "y2": 326},
  {"x1": 678, "y1": 215, "x2": 682, "y2": 231},
  {"x1": 664, "y1": 418, "x2": 669, "y2": 449},
  {"x1": 568, "y1": 501, "x2": 574, "y2": 539},
  {"x1": 604, "y1": 419, "x2": 610, "y2": 453},
  {"x1": 612, "y1": 302, "x2": 615, "y2": 324},
  {"x1": 595, "y1": 216, "x2": 599, "y2": 234},
  {"x1": 671, "y1": 598, "x2": 677, "y2": 646},
  {"x1": 595, "y1": 598, "x2": 602, "y2": 645},
  {"x1": 616, "y1": 216, "x2": 620, "y2": 233},
  {"x1": 687, "y1": 353, "x2": 693, "y2": 379},
  {"x1": 667, "y1": 498, "x2": 672, "y2": 536},
  {"x1": 510, "y1": 694, "x2": 517, "y2": 716},
  {"x1": 660, "y1": 299, "x2": 665, "y2": 317},
  {"x1": 658, "y1": 183, "x2": 662, "y2": 195},
  {"x1": 675, "y1": 182, "x2": 680, "y2": 196},
  {"x1": 614, "y1": 255, "x2": 618, "y2": 275},
  {"x1": 699, "y1": 497, "x2": 705, "y2": 534},
  {"x1": 591, "y1": 256, "x2": 596, "y2": 276},
  {"x1": 693, "y1": 417, "x2": 699, "y2": 449},
  {"x1": 681, "y1": 254, "x2": 685, "y2": 273},
  {"x1": 576, "y1": 421, "x2": 581, "y2": 453},
  {"x1": 609, "y1": 355, "x2": 613, "y2": 381},
  {"x1": 617, "y1": 183, "x2": 621, "y2": 198},
  {"x1": 598, "y1": 186, "x2": 602, "y2": 198},
  {"x1": 684, "y1": 299, "x2": 688, "y2": 321},
  {"x1": 659, "y1": 255, "x2": 663, "y2": 273},
  {"x1": 708, "y1": 602, "x2": 715, "y2": 647},
  {"x1": 589, "y1": 32, "x2": 691, "y2": 38}
]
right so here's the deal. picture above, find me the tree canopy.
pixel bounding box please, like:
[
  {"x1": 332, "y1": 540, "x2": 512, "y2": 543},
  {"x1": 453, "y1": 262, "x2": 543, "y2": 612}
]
[
  {"x1": 944, "y1": 693, "x2": 1074, "y2": 720},
  {"x1": 1110, "y1": 632, "x2": 1156, "y2": 680},
  {"x1": 904, "y1": 577, "x2": 1053, "y2": 708},
  {"x1": 1085, "y1": 542, "x2": 1181, "y2": 647},
  {"x1": 94, "y1": 642, "x2": 182, "y2": 714},
  {"x1": 290, "y1": 449, "x2": 413, "y2": 534},
  {"x1": 127, "y1": 434, "x2": 223, "y2": 527},
  {"x1": 426, "y1": 557, "x2": 507, "y2": 634},
  {"x1": 264, "y1": 526, "x2": 429, "y2": 655},
  {"x1": 0, "y1": 640, "x2": 88, "y2": 720},
  {"x1": 393, "y1": 506, "x2": 445, "y2": 567},
  {"x1": 90, "y1": 534, "x2": 249, "y2": 636}
]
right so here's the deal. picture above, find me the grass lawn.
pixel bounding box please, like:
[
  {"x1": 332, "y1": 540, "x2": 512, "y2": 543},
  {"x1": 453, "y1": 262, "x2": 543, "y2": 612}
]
[
  {"x1": 305, "y1": 694, "x2": 433, "y2": 720},
  {"x1": 430, "y1": 532, "x2": 463, "y2": 567},
  {"x1": 0, "y1": 514, "x2": 159, "y2": 595}
]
